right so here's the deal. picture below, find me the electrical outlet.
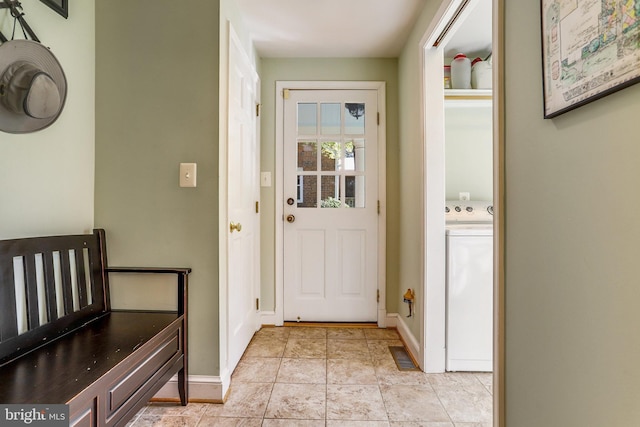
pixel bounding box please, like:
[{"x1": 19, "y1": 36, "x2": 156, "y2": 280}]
[{"x1": 459, "y1": 192, "x2": 470, "y2": 201}]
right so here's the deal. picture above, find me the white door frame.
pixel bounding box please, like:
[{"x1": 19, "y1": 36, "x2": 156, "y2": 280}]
[
  {"x1": 419, "y1": 0, "x2": 504, "y2": 424},
  {"x1": 274, "y1": 81, "x2": 387, "y2": 326}
]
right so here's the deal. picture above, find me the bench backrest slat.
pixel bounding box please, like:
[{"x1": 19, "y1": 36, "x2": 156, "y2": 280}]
[{"x1": 0, "y1": 232, "x2": 108, "y2": 365}]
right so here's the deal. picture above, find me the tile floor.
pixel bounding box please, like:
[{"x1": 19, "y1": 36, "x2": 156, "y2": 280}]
[{"x1": 128, "y1": 326, "x2": 493, "y2": 426}]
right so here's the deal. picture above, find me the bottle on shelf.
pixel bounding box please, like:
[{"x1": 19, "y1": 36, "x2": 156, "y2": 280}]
[{"x1": 450, "y1": 53, "x2": 471, "y2": 89}]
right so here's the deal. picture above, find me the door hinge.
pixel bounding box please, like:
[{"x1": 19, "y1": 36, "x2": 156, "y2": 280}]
[
  {"x1": 256, "y1": 201, "x2": 259, "y2": 213},
  {"x1": 377, "y1": 200, "x2": 381, "y2": 215},
  {"x1": 256, "y1": 298, "x2": 260, "y2": 310},
  {"x1": 377, "y1": 112, "x2": 380, "y2": 125},
  {"x1": 377, "y1": 289, "x2": 380, "y2": 303},
  {"x1": 283, "y1": 89, "x2": 290, "y2": 99},
  {"x1": 256, "y1": 103, "x2": 261, "y2": 117}
]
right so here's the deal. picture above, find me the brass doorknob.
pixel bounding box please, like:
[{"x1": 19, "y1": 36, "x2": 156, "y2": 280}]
[
  {"x1": 286, "y1": 214, "x2": 295, "y2": 223},
  {"x1": 230, "y1": 222, "x2": 242, "y2": 232}
]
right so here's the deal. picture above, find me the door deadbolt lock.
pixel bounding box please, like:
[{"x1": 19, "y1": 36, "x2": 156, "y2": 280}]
[
  {"x1": 230, "y1": 222, "x2": 242, "y2": 233},
  {"x1": 287, "y1": 198, "x2": 295, "y2": 206},
  {"x1": 286, "y1": 214, "x2": 295, "y2": 223}
]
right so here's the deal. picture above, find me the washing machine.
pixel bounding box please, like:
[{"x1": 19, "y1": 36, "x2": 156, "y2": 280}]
[{"x1": 445, "y1": 200, "x2": 493, "y2": 372}]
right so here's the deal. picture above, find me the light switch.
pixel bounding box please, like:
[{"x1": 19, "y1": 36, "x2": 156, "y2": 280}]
[
  {"x1": 261, "y1": 172, "x2": 272, "y2": 187},
  {"x1": 180, "y1": 163, "x2": 197, "y2": 187}
]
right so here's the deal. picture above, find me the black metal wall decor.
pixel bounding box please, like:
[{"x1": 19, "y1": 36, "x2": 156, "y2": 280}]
[
  {"x1": 0, "y1": 1, "x2": 40, "y2": 42},
  {"x1": 40, "y1": 0, "x2": 67, "y2": 19}
]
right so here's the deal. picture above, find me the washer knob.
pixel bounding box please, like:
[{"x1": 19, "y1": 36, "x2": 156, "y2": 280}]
[
  {"x1": 466, "y1": 206, "x2": 474, "y2": 212},
  {"x1": 445, "y1": 207, "x2": 450, "y2": 213},
  {"x1": 454, "y1": 206, "x2": 461, "y2": 212}
]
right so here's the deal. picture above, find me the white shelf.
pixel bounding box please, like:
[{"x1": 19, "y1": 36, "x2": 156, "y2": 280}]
[{"x1": 445, "y1": 89, "x2": 492, "y2": 99}]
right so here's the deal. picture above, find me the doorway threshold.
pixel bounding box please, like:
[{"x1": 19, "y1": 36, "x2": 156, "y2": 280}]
[{"x1": 280, "y1": 321, "x2": 380, "y2": 328}]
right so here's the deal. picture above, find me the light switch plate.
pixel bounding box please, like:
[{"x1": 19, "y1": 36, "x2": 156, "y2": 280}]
[
  {"x1": 261, "y1": 171, "x2": 272, "y2": 187},
  {"x1": 180, "y1": 163, "x2": 197, "y2": 187}
]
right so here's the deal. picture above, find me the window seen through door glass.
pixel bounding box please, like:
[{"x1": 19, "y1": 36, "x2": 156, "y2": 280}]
[
  {"x1": 321, "y1": 175, "x2": 341, "y2": 208},
  {"x1": 321, "y1": 103, "x2": 341, "y2": 134},
  {"x1": 321, "y1": 141, "x2": 341, "y2": 171},
  {"x1": 344, "y1": 103, "x2": 365, "y2": 134},
  {"x1": 297, "y1": 175, "x2": 317, "y2": 208},
  {"x1": 344, "y1": 139, "x2": 365, "y2": 172},
  {"x1": 298, "y1": 103, "x2": 317, "y2": 135},
  {"x1": 298, "y1": 141, "x2": 317, "y2": 171}
]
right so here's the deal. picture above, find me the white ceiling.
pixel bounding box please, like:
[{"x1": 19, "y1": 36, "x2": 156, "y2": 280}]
[{"x1": 236, "y1": 0, "x2": 492, "y2": 59}]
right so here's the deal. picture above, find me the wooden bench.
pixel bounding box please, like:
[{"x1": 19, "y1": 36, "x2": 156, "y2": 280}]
[{"x1": 0, "y1": 229, "x2": 190, "y2": 427}]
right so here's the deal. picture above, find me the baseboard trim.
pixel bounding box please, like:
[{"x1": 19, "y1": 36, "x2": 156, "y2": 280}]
[
  {"x1": 260, "y1": 310, "x2": 281, "y2": 326},
  {"x1": 153, "y1": 375, "x2": 225, "y2": 403},
  {"x1": 386, "y1": 312, "x2": 420, "y2": 368}
]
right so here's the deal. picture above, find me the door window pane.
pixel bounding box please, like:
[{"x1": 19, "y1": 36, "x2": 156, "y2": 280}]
[
  {"x1": 345, "y1": 176, "x2": 365, "y2": 208},
  {"x1": 298, "y1": 141, "x2": 317, "y2": 171},
  {"x1": 345, "y1": 103, "x2": 365, "y2": 134},
  {"x1": 321, "y1": 175, "x2": 342, "y2": 208},
  {"x1": 321, "y1": 103, "x2": 341, "y2": 134},
  {"x1": 321, "y1": 141, "x2": 341, "y2": 171},
  {"x1": 298, "y1": 175, "x2": 317, "y2": 208},
  {"x1": 298, "y1": 103, "x2": 317, "y2": 135},
  {"x1": 344, "y1": 139, "x2": 365, "y2": 172}
]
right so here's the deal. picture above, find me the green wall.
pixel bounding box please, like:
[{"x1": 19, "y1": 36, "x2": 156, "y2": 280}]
[
  {"x1": 95, "y1": 0, "x2": 220, "y2": 376},
  {"x1": 258, "y1": 58, "x2": 400, "y2": 314},
  {"x1": 397, "y1": 2, "x2": 443, "y2": 339},
  {"x1": 504, "y1": 0, "x2": 640, "y2": 424},
  {"x1": 0, "y1": 0, "x2": 95, "y2": 239}
]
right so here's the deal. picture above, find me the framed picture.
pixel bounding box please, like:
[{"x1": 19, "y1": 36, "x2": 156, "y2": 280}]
[
  {"x1": 40, "y1": 0, "x2": 68, "y2": 19},
  {"x1": 540, "y1": 0, "x2": 640, "y2": 118}
]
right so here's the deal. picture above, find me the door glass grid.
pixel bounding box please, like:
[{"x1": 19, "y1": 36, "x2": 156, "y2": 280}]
[{"x1": 296, "y1": 101, "x2": 367, "y2": 209}]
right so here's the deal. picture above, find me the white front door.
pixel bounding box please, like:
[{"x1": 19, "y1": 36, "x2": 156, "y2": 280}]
[
  {"x1": 283, "y1": 89, "x2": 379, "y2": 322},
  {"x1": 227, "y1": 28, "x2": 260, "y2": 372}
]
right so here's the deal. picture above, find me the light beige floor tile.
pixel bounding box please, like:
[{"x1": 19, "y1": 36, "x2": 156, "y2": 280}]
[
  {"x1": 432, "y1": 385, "x2": 492, "y2": 424},
  {"x1": 327, "y1": 339, "x2": 371, "y2": 359},
  {"x1": 243, "y1": 337, "x2": 286, "y2": 358},
  {"x1": 368, "y1": 339, "x2": 404, "y2": 360},
  {"x1": 328, "y1": 421, "x2": 390, "y2": 426},
  {"x1": 196, "y1": 417, "x2": 262, "y2": 426},
  {"x1": 262, "y1": 419, "x2": 325, "y2": 427},
  {"x1": 265, "y1": 383, "x2": 326, "y2": 419},
  {"x1": 374, "y1": 358, "x2": 430, "y2": 385},
  {"x1": 389, "y1": 423, "x2": 454, "y2": 427},
  {"x1": 217, "y1": 383, "x2": 273, "y2": 418},
  {"x1": 327, "y1": 384, "x2": 388, "y2": 421},
  {"x1": 380, "y1": 384, "x2": 450, "y2": 422},
  {"x1": 287, "y1": 327, "x2": 327, "y2": 339},
  {"x1": 276, "y1": 358, "x2": 326, "y2": 383},
  {"x1": 327, "y1": 358, "x2": 378, "y2": 385},
  {"x1": 254, "y1": 327, "x2": 291, "y2": 339},
  {"x1": 454, "y1": 423, "x2": 492, "y2": 427},
  {"x1": 327, "y1": 328, "x2": 366, "y2": 340},
  {"x1": 283, "y1": 338, "x2": 327, "y2": 358},
  {"x1": 427, "y1": 372, "x2": 483, "y2": 389},
  {"x1": 232, "y1": 357, "x2": 281, "y2": 383},
  {"x1": 364, "y1": 328, "x2": 400, "y2": 340},
  {"x1": 130, "y1": 414, "x2": 199, "y2": 427},
  {"x1": 474, "y1": 373, "x2": 493, "y2": 395},
  {"x1": 143, "y1": 402, "x2": 208, "y2": 418}
]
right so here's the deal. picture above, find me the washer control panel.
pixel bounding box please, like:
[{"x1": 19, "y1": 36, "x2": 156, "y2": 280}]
[{"x1": 445, "y1": 200, "x2": 494, "y2": 223}]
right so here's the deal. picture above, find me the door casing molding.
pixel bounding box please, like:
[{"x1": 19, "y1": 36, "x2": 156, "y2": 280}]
[{"x1": 274, "y1": 81, "x2": 387, "y2": 326}]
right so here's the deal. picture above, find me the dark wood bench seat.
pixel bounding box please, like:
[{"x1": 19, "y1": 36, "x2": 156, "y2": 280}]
[{"x1": 0, "y1": 229, "x2": 189, "y2": 427}]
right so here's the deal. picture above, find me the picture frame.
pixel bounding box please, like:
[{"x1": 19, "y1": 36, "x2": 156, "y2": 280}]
[
  {"x1": 540, "y1": 0, "x2": 640, "y2": 118},
  {"x1": 40, "y1": 0, "x2": 68, "y2": 19}
]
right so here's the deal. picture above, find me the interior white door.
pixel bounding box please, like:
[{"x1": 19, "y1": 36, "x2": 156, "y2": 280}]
[
  {"x1": 283, "y1": 89, "x2": 379, "y2": 322},
  {"x1": 227, "y1": 29, "x2": 260, "y2": 372}
]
